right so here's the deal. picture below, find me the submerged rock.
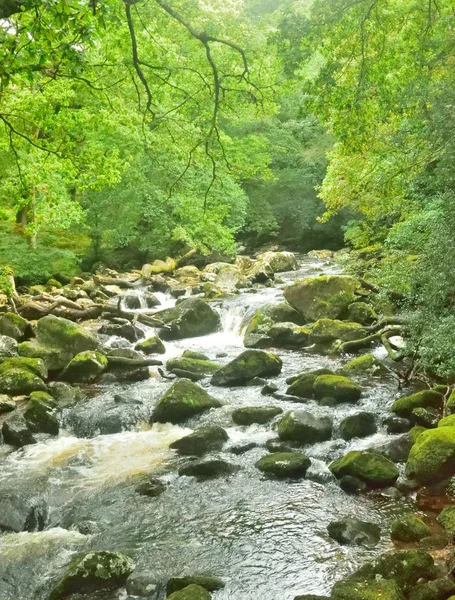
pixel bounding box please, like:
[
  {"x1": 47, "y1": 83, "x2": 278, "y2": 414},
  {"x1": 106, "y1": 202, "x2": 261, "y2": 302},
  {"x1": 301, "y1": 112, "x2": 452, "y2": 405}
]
[
  {"x1": 313, "y1": 375, "x2": 361, "y2": 404},
  {"x1": 277, "y1": 410, "x2": 332, "y2": 444},
  {"x1": 327, "y1": 517, "x2": 381, "y2": 547},
  {"x1": 60, "y1": 351, "x2": 108, "y2": 383},
  {"x1": 169, "y1": 426, "x2": 228, "y2": 456},
  {"x1": 406, "y1": 426, "x2": 455, "y2": 484},
  {"x1": 330, "y1": 451, "x2": 399, "y2": 488},
  {"x1": 156, "y1": 298, "x2": 220, "y2": 340},
  {"x1": 391, "y1": 514, "x2": 431, "y2": 542},
  {"x1": 152, "y1": 380, "x2": 221, "y2": 424},
  {"x1": 48, "y1": 551, "x2": 135, "y2": 599},
  {"x1": 0, "y1": 492, "x2": 48, "y2": 532},
  {"x1": 255, "y1": 452, "x2": 311, "y2": 478},
  {"x1": 179, "y1": 459, "x2": 239, "y2": 479},
  {"x1": 231, "y1": 406, "x2": 282, "y2": 426},
  {"x1": 284, "y1": 275, "x2": 359, "y2": 321},
  {"x1": 167, "y1": 575, "x2": 225, "y2": 595},
  {"x1": 135, "y1": 478, "x2": 166, "y2": 498},
  {"x1": 211, "y1": 349, "x2": 282, "y2": 386}
]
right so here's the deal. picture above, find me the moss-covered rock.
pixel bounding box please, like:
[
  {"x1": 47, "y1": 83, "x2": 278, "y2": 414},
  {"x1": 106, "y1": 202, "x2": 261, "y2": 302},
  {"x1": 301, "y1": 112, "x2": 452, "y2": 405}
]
[
  {"x1": 438, "y1": 414, "x2": 455, "y2": 427},
  {"x1": 411, "y1": 407, "x2": 439, "y2": 428},
  {"x1": 231, "y1": 406, "x2": 282, "y2": 425},
  {"x1": 152, "y1": 379, "x2": 221, "y2": 424},
  {"x1": 60, "y1": 351, "x2": 107, "y2": 383},
  {"x1": 342, "y1": 354, "x2": 385, "y2": 376},
  {"x1": 135, "y1": 335, "x2": 166, "y2": 355},
  {"x1": 331, "y1": 579, "x2": 404, "y2": 600},
  {"x1": 0, "y1": 357, "x2": 48, "y2": 395},
  {"x1": 169, "y1": 426, "x2": 228, "y2": 456},
  {"x1": 18, "y1": 339, "x2": 72, "y2": 371},
  {"x1": 339, "y1": 412, "x2": 377, "y2": 441},
  {"x1": 391, "y1": 390, "x2": 443, "y2": 418},
  {"x1": 142, "y1": 257, "x2": 176, "y2": 277},
  {"x1": 156, "y1": 299, "x2": 220, "y2": 340},
  {"x1": 179, "y1": 459, "x2": 239, "y2": 479},
  {"x1": 167, "y1": 576, "x2": 224, "y2": 595},
  {"x1": 347, "y1": 302, "x2": 378, "y2": 325},
  {"x1": 0, "y1": 312, "x2": 29, "y2": 341},
  {"x1": 98, "y1": 322, "x2": 142, "y2": 342},
  {"x1": 24, "y1": 391, "x2": 59, "y2": 435},
  {"x1": 284, "y1": 275, "x2": 359, "y2": 321},
  {"x1": 167, "y1": 584, "x2": 212, "y2": 600},
  {"x1": 285, "y1": 368, "x2": 334, "y2": 398},
  {"x1": 447, "y1": 389, "x2": 455, "y2": 414},
  {"x1": 409, "y1": 425, "x2": 427, "y2": 443},
  {"x1": 211, "y1": 350, "x2": 282, "y2": 386},
  {"x1": 330, "y1": 451, "x2": 399, "y2": 488},
  {"x1": 256, "y1": 451, "x2": 311, "y2": 478},
  {"x1": 406, "y1": 426, "x2": 455, "y2": 484},
  {"x1": 277, "y1": 410, "x2": 332, "y2": 444},
  {"x1": 166, "y1": 356, "x2": 220, "y2": 381},
  {"x1": 391, "y1": 514, "x2": 431, "y2": 542},
  {"x1": 437, "y1": 505, "x2": 455, "y2": 533},
  {"x1": 48, "y1": 551, "x2": 135, "y2": 599},
  {"x1": 256, "y1": 251, "x2": 298, "y2": 273},
  {"x1": 309, "y1": 319, "x2": 366, "y2": 344},
  {"x1": 37, "y1": 315, "x2": 98, "y2": 354},
  {"x1": 327, "y1": 517, "x2": 381, "y2": 547},
  {"x1": 408, "y1": 577, "x2": 455, "y2": 600},
  {"x1": 243, "y1": 302, "x2": 305, "y2": 348},
  {"x1": 313, "y1": 375, "x2": 362, "y2": 404}
]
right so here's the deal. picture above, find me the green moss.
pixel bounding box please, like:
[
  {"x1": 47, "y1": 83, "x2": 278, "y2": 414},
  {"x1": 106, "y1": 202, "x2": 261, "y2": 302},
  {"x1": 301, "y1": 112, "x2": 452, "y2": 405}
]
[
  {"x1": 437, "y1": 505, "x2": 455, "y2": 533},
  {"x1": 342, "y1": 354, "x2": 385, "y2": 375},
  {"x1": 167, "y1": 584, "x2": 212, "y2": 600},
  {"x1": 169, "y1": 426, "x2": 228, "y2": 456},
  {"x1": 438, "y1": 414, "x2": 455, "y2": 427},
  {"x1": 277, "y1": 410, "x2": 332, "y2": 444},
  {"x1": 47, "y1": 278, "x2": 63, "y2": 288},
  {"x1": 409, "y1": 426, "x2": 427, "y2": 443},
  {"x1": 391, "y1": 390, "x2": 443, "y2": 418},
  {"x1": 244, "y1": 303, "x2": 305, "y2": 336},
  {"x1": 0, "y1": 312, "x2": 29, "y2": 341},
  {"x1": 135, "y1": 335, "x2": 166, "y2": 355},
  {"x1": 24, "y1": 395, "x2": 59, "y2": 435},
  {"x1": 391, "y1": 514, "x2": 431, "y2": 542},
  {"x1": 0, "y1": 357, "x2": 47, "y2": 379},
  {"x1": 0, "y1": 367, "x2": 48, "y2": 395},
  {"x1": 447, "y1": 390, "x2": 455, "y2": 414},
  {"x1": 309, "y1": 319, "x2": 365, "y2": 344},
  {"x1": 167, "y1": 576, "x2": 224, "y2": 595},
  {"x1": 211, "y1": 349, "x2": 282, "y2": 386},
  {"x1": 339, "y1": 412, "x2": 377, "y2": 441},
  {"x1": 329, "y1": 450, "x2": 399, "y2": 488},
  {"x1": 313, "y1": 374, "x2": 362, "y2": 404},
  {"x1": 332, "y1": 579, "x2": 404, "y2": 600},
  {"x1": 286, "y1": 368, "x2": 333, "y2": 398},
  {"x1": 347, "y1": 302, "x2": 378, "y2": 325},
  {"x1": 166, "y1": 356, "x2": 220, "y2": 381},
  {"x1": 37, "y1": 315, "x2": 98, "y2": 355},
  {"x1": 406, "y1": 426, "x2": 455, "y2": 484},
  {"x1": 232, "y1": 406, "x2": 282, "y2": 425},
  {"x1": 152, "y1": 379, "x2": 221, "y2": 424},
  {"x1": 256, "y1": 451, "x2": 311, "y2": 478},
  {"x1": 60, "y1": 351, "x2": 107, "y2": 383},
  {"x1": 18, "y1": 339, "x2": 73, "y2": 371}
]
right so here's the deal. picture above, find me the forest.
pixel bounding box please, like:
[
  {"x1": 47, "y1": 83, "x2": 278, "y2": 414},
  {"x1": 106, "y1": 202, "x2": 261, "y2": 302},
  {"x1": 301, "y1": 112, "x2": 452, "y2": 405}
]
[{"x1": 0, "y1": 1, "x2": 455, "y2": 600}]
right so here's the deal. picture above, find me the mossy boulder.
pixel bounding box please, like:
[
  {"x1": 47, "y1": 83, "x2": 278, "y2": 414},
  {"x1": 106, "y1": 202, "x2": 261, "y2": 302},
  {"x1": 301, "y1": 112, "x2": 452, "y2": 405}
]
[
  {"x1": 156, "y1": 298, "x2": 220, "y2": 340},
  {"x1": 0, "y1": 357, "x2": 48, "y2": 395},
  {"x1": 24, "y1": 391, "x2": 59, "y2": 435},
  {"x1": 331, "y1": 579, "x2": 404, "y2": 600},
  {"x1": 152, "y1": 379, "x2": 221, "y2": 424},
  {"x1": 342, "y1": 354, "x2": 385, "y2": 376},
  {"x1": 391, "y1": 514, "x2": 431, "y2": 542},
  {"x1": 438, "y1": 414, "x2": 455, "y2": 427},
  {"x1": 267, "y1": 322, "x2": 311, "y2": 348},
  {"x1": 309, "y1": 319, "x2": 366, "y2": 344},
  {"x1": 135, "y1": 335, "x2": 166, "y2": 355},
  {"x1": 169, "y1": 426, "x2": 228, "y2": 456},
  {"x1": 18, "y1": 339, "x2": 71, "y2": 372},
  {"x1": 211, "y1": 350, "x2": 282, "y2": 386},
  {"x1": 166, "y1": 356, "x2": 220, "y2": 381},
  {"x1": 327, "y1": 517, "x2": 381, "y2": 547},
  {"x1": 284, "y1": 275, "x2": 359, "y2": 321},
  {"x1": 60, "y1": 351, "x2": 107, "y2": 383},
  {"x1": 406, "y1": 426, "x2": 455, "y2": 484},
  {"x1": 408, "y1": 578, "x2": 455, "y2": 600},
  {"x1": 277, "y1": 410, "x2": 332, "y2": 444},
  {"x1": 231, "y1": 406, "x2": 282, "y2": 426},
  {"x1": 179, "y1": 459, "x2": 239, "y2": 479},
  {"x1": 142, "y1": 257, "x2": 176, "y2": 277},
  {"x1": 256, "y1": 251, "x2": 298, "y2": 273},
  {"x1": 412, "y1": 407, "x2": 439, "y2": 428},
  {"x1": 437, "y1": 505, "x2": 455, "y2": 533},
  {"x1": 167, "y1": 584, "x2": 212, "y2": 600},
  {"x1": 48, "y1": 551, "x2": 135, "y2": 599},
  {"x1": 339, "y1": 412, "x2": 377, "y2": 441},
  {"x1": 391, "y1": 390, "x2": 443, "y2": 419},
  {"x1": 313, "y1": 375, "x2": 362, "y2": 404},
  {"x1": 0, "y1": 312, "x2": 29, "y2": 341},
  {"x1": 286, "y1": 368, "x2": 334, "y2": 398},
  {"x1": 243, "y1": 302, "x2": 306, "y2": 348},
  {"x1": 409, "y1": 426, "x2": 427, "y2": 443},
  {"x1": 347, "y1": 302, "x2": 378, "y2": 325},
  {"x1": 447, "y1": 389, "x2": 455, "y2": 414},
  {"x1": 167, "y1": 576, "x2": 224, "y2": 595},
  {"x1": 330, "y1": 451, "x2": 399, "y2": 488},
  {"x1": 256, "y1": 451, "x2": 311, "y2": 478}
]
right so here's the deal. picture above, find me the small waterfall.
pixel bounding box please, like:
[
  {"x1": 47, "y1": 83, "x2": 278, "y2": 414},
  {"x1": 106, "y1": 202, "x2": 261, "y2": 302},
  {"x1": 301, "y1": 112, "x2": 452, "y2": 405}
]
[{"x1": 221, "y1": 304, "x2": 248, "y2": 335}]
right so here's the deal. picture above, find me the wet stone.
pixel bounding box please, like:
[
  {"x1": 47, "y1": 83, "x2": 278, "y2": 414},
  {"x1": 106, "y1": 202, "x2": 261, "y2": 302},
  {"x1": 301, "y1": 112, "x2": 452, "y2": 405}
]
[
  {"x1": 327, "y1": 517, "x2": 381, "y2": 547},
  {"x1": 135, "y1": 478, "x2": 166, "y2": 498},
  {"x1": 179, "y1": 459, "x2": 239, "y2": 479}
]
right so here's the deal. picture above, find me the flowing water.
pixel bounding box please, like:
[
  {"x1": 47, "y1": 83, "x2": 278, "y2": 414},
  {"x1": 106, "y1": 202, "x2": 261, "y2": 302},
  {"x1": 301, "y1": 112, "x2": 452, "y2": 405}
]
[{"x1": 0, "y1": 256, "x2": 412, "y2": 600}]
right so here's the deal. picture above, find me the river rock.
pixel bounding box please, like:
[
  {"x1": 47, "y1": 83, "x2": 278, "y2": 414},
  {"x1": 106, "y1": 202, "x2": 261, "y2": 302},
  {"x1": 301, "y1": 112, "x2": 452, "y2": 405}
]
[
  {"x1": 0, "y1": 357, "x2": 48, "y2": 395},
  {"x1": 166, "y1": 356, "x2": 220, "y2": 381},
  {"x1": 342, "y1": 353, "x2": 386, "y2": 376},
  {"x1": 48, "y1": 381, "x2": 82, "y2": 408},
  {"x1": 327, "y1": 517, "x2": 381, "y2": 547},
  {"x1": 0, "y1": 491, "x2": 48, "y2": 532},
  {"x1": 126, "y1": 570, "x2": 164, "y2": 597},
  {"x1": 24, "y1": 391, "x2": 59, "y2": 435},
  {"x1": 385, "y1": 415, "x2": 412, "y2": 434},
  {"x1": 179, "y1": 459, "x2": 239, "y2": 479},
  {"x1": 277, "y1": 410, "x2": 332, "y2": 444},
  {"x1": 156, "y1": 298, "x2": 220, "y2": 340},
  {"x1": 0, "y1": 312, "x2": 29, "y2": 341},
  {"x1": 406, "y1": 426, "x2": 455, "y2": 484},
  {"x1": 256, "y1": 251, "x2": 298, "y2": 273},
  {"x1": 167, "y1": 575, "x2": 225, "y2": 595},
  {"x1": 313, "y1": 374, "x2": 361, "y2": 404},
  {"x1": 391, "y1": 514, "x2": 431, "y2": 542},
  {"x1": 167, "y1": 584, "x2": 211, "y2": 600},
  {"x1": 60, "y1": 351, "x2": 108, "y2": 383},
  {"x1": 447, "y1": 389, "x2": 455, "y2": 413},
  {"x1": 286, "y1": 368, "x2": 334, "y2": 398},
  {"x1": 169, "y1": 426, "x2": 228, "y2": 456},
  {"x1": 98, "y1": 322, "x2": 143, "y2": 342},
  {"x1": 347, "y1": 301, "x2": 377, "y2": 325},
  {"x1": 142, "y1": 258, "x2": 176, "y2": 277},
  {"x1": 331, "y1": 579, "x2": 404, "y2": 600},
  {"x1": 152, "y1": 379, "x2": 221, "y2": 424},
  {"x1": 135, "y1": 335, "x2": 166, "y2": 354},
  {"x1": 284, "y1": 275, "x2": 359, "y2": 321},
  {"x1": 2, "y1": 412, "x2": 36, "y2": 447},
  {"x1": 256, "y1": 452, "x2": 311, "y2": 478},
  {"x1": 339, "y1": 412, "x2": 377, "y2": 440},
  {"x1": 408, "y1": 578, "x2": 455, "y2": 600},
  {"x1": 438, "y1": 414, "x2": 455, "y2": 427},
  {"x1": 294, "y1": 596, "x2": 330, "y2": 600},
  {"x1": 309, "y1": 319, "x2": 365, "y2": 345},
  {"x1": 0, "y1": 394, "x2": 15, "y2": 414},
  {"x1": 48, "y1": 551, "x2": 135, "y2": 599},
  {"x1": 0, "y1": 334, "x2": 18, "y2": 357},
  {"x1": 243, "y1": 302, "x2": 305, "y2": 348},
  {"x1": 267, "y1": 322, "x2": 311, "y2": 348},
  {"x1": 377, "y1": 434, "x2": 413, "y2": 463},
  {"x1": 437, "y1": 505, "x2": 455, "y2": 533},
  {"x1": 412, "y1": 407, "x2": 439, "y2": 428},
  {"x1": 339, "y1": 476, "x2": 368, "y2": 494},
  {"x1": 135, "y1": 477, "x2": 166, "y2": 497},
  {"x1": 231, "y1": 406, "x2": 282, "y2": 425},
  {"x1": 329, "y1": 451, "x2": 399, "y2": 488},
  {"x1": 211, "y1": 349, "x2": 282, "y2": 386},
  {"x1": 392, "y1": 390, "x2": 443, "y2": 418}
]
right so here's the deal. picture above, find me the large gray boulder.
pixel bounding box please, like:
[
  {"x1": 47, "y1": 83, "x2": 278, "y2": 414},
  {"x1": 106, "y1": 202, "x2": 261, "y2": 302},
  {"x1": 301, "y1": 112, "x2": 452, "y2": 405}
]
[{"x1": 155, "y1": 298, "x2": 220, "y2": 340}]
